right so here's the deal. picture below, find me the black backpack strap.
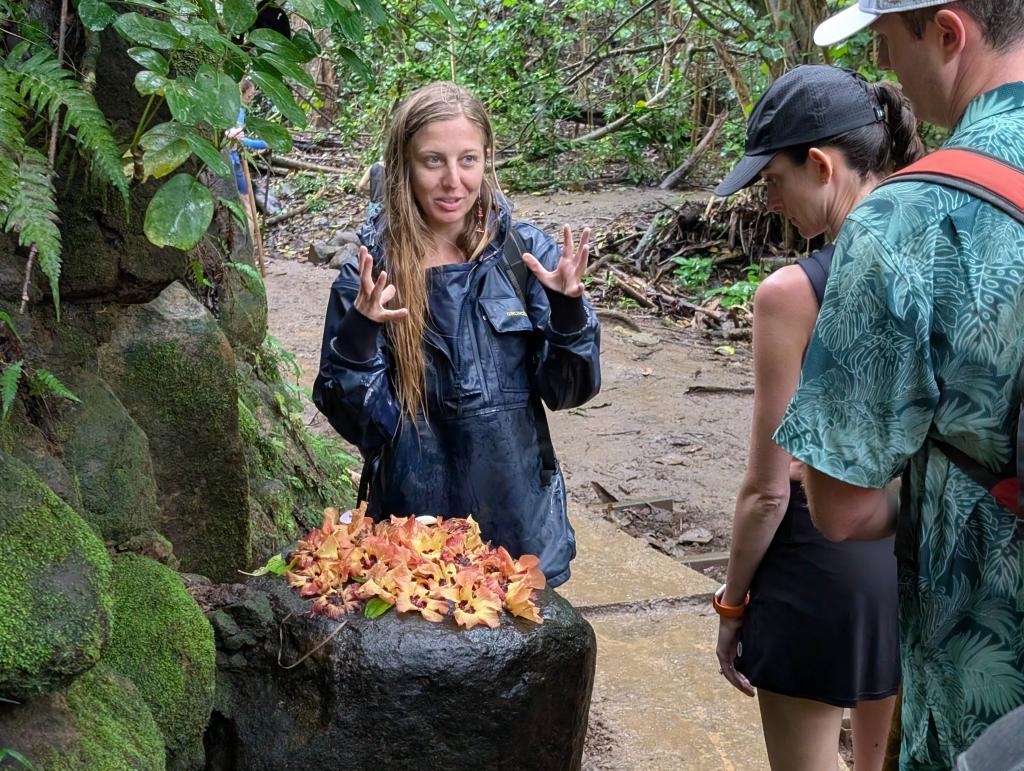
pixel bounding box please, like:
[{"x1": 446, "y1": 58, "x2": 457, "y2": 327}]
[
  {"x1": 795, "y1": 243, "x2": 835, "y2": 308},
  {"x1": 501, "y1": 226, "x2": 557, "y2": 487}
]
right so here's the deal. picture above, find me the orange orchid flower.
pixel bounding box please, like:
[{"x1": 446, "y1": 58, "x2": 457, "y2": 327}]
[
  {"x1": 394, "y1": 572, "x2": 449, "y2": 623},
  {"x1": 504, "y1": 580, "x2": 542, "y2": 623}
]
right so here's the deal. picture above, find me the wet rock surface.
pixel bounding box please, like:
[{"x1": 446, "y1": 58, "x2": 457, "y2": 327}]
[{"x1": 201, "y1": 577, "x2": 596, "y2": 771}]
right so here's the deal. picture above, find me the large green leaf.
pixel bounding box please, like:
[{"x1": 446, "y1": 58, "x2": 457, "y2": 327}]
[
  {"x1": 140, "y1": 122, "x2": 191, "y2": 179},
  {"x1": 356, "y1": 0, "x2": 387, "y2": 25},
  {"x1": 196, "y1": 0, "x2": 217, "y2": 21},
  {"x1": 249, "y1": 66, "x2": 305, "y2": 125},
  {"x1": 183, "y1": 132, "x2": 232, "y2": 179},
  {"x1": 127, "y1": 47, "x2": 169, "y2": 76},
  {"x1": 257, "y1": 53, "x2": 316, "y2": 90},
  {"x1": 290, "y1": 30, "x2": 321, "y2": 62},
  {"x1": 222, "y1": 0, "x2": 257, "y2": 35},
  {"x1": 144, "y1": 173, "x2": 214, "y2": 249},
  {"x1": 194, "y1": 67, "x2": 241, "y2": 129},
  {"x1": 113, "y1": 13, "x2": 181, "y2": 49},
  {"x1": 327, "y1": 0, "x2": 365, "y2": 43},
  {"x1": 248, "y1": 28, "x2": 307, "y2": 62},
  {"x1": 75, "y1": 0, "x2": 117, "y2": 31},
  {"x1": 245, "y1": 116, "x2": 292, "y2": 153},
  {"x1": 335, "y1": 45, "x2": 372, "y2": 85},
  {"x1": 165, "y1": 79, "x2": 204, "y2": 126},
  {"x1": 284, "y1": 0, "x2": 331, "y2": 27},
  {"x1": 134, "y1": 70, "x2": 168, "y2": 96}
]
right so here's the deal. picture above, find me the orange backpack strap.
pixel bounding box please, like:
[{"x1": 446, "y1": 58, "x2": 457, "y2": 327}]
[{"x1": 881, "y1": 147, "x2": 1024, "y2": 225}]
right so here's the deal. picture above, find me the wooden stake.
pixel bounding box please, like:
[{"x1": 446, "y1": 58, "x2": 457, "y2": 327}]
[{"x1": 240, "y1": 154, "x2": 266, "y2": 277}]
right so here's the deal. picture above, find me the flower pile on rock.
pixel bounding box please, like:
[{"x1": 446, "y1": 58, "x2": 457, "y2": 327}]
[{"x1": 284, "y1": 505, "x2": 546, "y2": 629}]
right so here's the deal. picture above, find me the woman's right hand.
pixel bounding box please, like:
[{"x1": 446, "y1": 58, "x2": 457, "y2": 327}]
[
  {"x1": 353, "y1": 246, "x2": 409, "y2": 323},
  {"x1": 716, "y1": 614, "x2": 755, "y2": 697}
]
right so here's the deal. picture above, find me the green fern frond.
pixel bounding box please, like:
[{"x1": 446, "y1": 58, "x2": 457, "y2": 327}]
[
  {"x1": 8, "y1": 47, "x2": 129, "y2": 208},
  {"x1": 28, "y1": 368, "x2": 80, "y2": 403},
  {"x1": 1, "y1": 360, "x2": 23, "y2": 420},
  {"x1": 0, "y1": 70, "x2": 26, "y2": 210},
  {"x1": 5, "y1": 146, "x2": 61, "y2": 308},
  {"x1": 0, "y1": 310, "x2": 22, "y2": 343}
]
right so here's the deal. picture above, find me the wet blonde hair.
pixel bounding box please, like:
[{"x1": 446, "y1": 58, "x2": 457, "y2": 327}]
[{"x1": 382, "y1": 81, "x2": 501, "y2": 422}]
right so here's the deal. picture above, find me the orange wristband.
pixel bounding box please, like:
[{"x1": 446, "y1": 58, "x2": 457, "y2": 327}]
[{"x1": 713, "y1": 588, "x2": 749, "y2": 619}]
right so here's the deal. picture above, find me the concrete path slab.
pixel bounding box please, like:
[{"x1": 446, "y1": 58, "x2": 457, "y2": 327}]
[
  {"x1": 560, "y1": 511, "x2": 720, "y2": 609},
  {"x1": 585, "y1": 609, "x2": 769, "y2": 770}
]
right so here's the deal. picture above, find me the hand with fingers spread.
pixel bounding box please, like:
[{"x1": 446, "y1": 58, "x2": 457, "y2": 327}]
[
  {"x1": 522, "y1": 224, "x2": 591, "y2": 298},
  {"x1": 353, "y1": 246, "x2": 409, "y2": 324}
]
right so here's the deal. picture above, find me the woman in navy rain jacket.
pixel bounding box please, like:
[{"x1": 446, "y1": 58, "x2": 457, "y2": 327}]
[{"x1": 312, "y1": 82, "x2": 601, "y2": 586}]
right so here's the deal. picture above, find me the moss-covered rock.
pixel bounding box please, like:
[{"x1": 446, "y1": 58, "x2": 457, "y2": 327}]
[
  {"x1": 104, "y1": 554, "x2": 215, "y2": 771},
  {"x1": 0, "y1": 663, "x2": 166, "y2": 770},
  {"x1": 97, "y1": 282, "x2": 252, "y2": 580},
  {"x1": 217, "y1": 263, "x2": 267, "y2": 354},
  {"x1": 59, "y1": 369, "x2": 161, "y2": 542},
  {"x1": 0, "y1": 452, "x2": 113, "y2": 701},
  {"x1": 235, "y1": 354, "x2": 355, "y2": 561}
]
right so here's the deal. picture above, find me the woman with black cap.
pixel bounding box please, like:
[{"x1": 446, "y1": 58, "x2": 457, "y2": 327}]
[{"x1": 711, "y1": 65, "x2": 922, "y2": 771}]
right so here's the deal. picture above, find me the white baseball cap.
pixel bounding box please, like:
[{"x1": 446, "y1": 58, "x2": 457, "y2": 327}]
[{"x1": 814, "y1": 0, "x2": 949, "y2": 47}]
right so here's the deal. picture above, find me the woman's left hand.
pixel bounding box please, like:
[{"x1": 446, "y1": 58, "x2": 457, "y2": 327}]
[{"x1": 522, "y1": 224, "x2": 591, "y2": 298}]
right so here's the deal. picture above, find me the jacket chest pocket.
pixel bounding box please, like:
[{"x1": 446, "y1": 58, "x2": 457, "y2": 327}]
[{"x1": 478, "y1": 297, "x2": 535, "y2": 394}]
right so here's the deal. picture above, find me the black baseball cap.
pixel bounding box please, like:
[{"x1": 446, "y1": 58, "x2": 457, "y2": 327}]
[{"x1": 714, "y1": 65, "x2": 886, "y2": 196}]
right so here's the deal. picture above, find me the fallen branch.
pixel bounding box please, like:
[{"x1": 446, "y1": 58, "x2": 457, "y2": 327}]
[
  {"x1": 685, "y1": 384, "x2": 754, "y2": 395},
  {"x1": 659, "y1": 111, "x2": 728, "y2": 190},
  {"x1": 266, "y1": 187, "x2": 327, "y2": 226},
  {"x1": 270, "y1": 156, "x2": 348, "y2": 174}
]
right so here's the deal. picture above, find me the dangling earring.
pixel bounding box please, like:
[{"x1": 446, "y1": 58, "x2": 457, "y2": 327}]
[{"x1": 475, "y1": 197, "x2": 486, "y2": 233}]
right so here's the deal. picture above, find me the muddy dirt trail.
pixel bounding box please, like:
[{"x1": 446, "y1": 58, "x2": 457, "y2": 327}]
[{"x1": 263, "y1": 185, "x2": 753, "y2": 568}]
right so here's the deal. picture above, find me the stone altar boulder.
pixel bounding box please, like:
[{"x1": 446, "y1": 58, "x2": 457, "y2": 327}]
[{"x1": 201, "y1": 577, "x2": 595, "y2": 771}]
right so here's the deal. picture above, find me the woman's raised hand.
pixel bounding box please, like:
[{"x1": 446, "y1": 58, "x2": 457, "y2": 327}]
[
  {"x1": 522, "y1": 224, "x2": 591, "y2": 298},
  {"x1": 353, "y1": 246, "x2": 409, "y2": 323}
]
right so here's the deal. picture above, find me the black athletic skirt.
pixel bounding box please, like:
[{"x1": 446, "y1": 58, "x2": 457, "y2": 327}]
[{"x1": 735, "y1": 481, "x2": 900, "y2": 708}]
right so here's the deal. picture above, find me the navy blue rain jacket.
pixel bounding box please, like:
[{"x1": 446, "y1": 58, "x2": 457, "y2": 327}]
[{"x1": 312, "y1": 201, "x2": 601, "y2": 586}]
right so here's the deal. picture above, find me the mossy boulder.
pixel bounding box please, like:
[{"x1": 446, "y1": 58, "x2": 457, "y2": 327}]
[
  {"x1": 236, "y1": 356, "x2": 355, "y2": 561},
  {"x1": 58, "y1": 369, "x2": 161, "y2": 542},
  {"x1": 0, "y1": 662, "x2": 166, "y2": 770},
  {"x1": 0, "y1": 452, "x2": 113, "y2": 701},
  {"x1": 105, "y1": 554, "x2": 216, "y2": 771},
  {"x1": 217, "y1": 263, "x2": 268, "y2": 354},
  {"x1": 97, "y1": 281, "x2": 252, "y2": 580}
]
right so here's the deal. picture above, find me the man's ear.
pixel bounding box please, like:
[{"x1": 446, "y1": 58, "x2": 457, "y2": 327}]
[
  {"x1": 932, "y1": 7, "x2": 969, "y2": 61},
  {"x1": 806, "y1": 147, "x2": 834, "y2": 185}
]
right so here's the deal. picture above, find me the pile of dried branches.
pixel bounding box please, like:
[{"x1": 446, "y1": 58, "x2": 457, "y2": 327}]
[{"x1": 586, "y1": 193, "x2": 801, "y2": 329}]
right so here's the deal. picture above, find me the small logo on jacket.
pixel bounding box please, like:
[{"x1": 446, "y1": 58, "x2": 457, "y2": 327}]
[{"x1": 506, "y1": 310, "x2": 527, "y2": 317}]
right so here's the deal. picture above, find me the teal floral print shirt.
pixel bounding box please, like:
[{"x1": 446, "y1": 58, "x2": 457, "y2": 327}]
[{"x1": 775, "y1": 82, "x2": 1024, "y2": 771}]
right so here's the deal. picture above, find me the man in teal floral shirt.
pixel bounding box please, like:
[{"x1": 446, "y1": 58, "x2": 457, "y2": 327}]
[{"x1": 774, "y1": 1, "x2": 1024, "y2": 769}]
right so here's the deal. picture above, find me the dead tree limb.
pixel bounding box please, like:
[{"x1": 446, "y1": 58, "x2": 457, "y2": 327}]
[
  {"x1": 270, "y1": 156, "x2": 348, "y2": 174},
  {"x1": 659, "y1": 111, "x2": 728, "y2": 190}
]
